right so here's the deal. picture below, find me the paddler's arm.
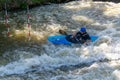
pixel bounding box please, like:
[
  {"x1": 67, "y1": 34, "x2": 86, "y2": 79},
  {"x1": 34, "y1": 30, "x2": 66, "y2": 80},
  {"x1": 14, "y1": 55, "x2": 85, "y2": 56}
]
[
  {"x1": 84, "y1": 34, "x2": 92, "y2": 45},
  {"x1": 71, "y1": 31, "x2": 77, "y2": 38}
]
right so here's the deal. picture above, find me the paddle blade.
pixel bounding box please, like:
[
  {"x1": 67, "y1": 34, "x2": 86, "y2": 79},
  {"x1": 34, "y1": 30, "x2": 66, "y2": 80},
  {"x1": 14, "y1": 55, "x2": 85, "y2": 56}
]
[{"x1": 59, "y1": 29, "x2": 68, "y2": 35}]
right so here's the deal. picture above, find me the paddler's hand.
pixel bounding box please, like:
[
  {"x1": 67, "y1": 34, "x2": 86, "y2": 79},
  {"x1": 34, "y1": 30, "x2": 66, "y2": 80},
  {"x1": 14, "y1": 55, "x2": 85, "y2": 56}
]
[
  {"x1": 70, "y1": 35, "x2": 74, "y2": 39},
  {"x1": 84, "y1": 40, "x2": 92, "y2": 46}
]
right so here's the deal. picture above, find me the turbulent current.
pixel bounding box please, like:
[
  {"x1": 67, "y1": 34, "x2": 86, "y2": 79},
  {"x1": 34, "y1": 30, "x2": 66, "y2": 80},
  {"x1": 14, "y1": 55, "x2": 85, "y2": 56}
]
[{"x1": 0, "y1": 1, "x2": 120, "y2": 80}]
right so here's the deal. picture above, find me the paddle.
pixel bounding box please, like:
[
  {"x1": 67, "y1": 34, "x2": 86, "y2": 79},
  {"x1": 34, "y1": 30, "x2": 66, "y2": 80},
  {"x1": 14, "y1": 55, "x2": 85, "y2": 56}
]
[
  {"x1": 59, "y1": 29, "x2": 68, "y2": 35},
  {"x1": 59, "y1": 29, "x2": 79, "y2": 43},
  {"x1": 59, "y1": 29, "x2": 95, "y2": 45}
]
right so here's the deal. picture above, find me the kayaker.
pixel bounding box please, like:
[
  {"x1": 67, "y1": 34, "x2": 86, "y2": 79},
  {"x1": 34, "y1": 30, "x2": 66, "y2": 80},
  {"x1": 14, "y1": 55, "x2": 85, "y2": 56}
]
[{"x1": 71, "y1": 27, "x2": 91, "y2": 45}]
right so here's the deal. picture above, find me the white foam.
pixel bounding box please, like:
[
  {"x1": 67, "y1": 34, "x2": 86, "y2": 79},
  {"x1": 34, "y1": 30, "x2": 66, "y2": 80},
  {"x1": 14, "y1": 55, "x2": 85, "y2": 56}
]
[
  {"x1": 50, "y1": 61, "x2": 120, "y2": 80},
  {"x1": 1, "y1": 38, "x2": 120, "y2": 76},
  {"x1": 112, "y1": 70, "x2": 120, "y2": 80},
  {"x1": 1, "y1": 1, "x2": 120, "y2": 80}
]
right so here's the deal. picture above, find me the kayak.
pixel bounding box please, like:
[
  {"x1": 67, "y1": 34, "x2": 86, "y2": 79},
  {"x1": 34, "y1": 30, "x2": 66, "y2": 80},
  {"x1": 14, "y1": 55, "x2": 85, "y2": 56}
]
[{"x1": 48, "y1": 35, "x2": 98, "y2": 45}]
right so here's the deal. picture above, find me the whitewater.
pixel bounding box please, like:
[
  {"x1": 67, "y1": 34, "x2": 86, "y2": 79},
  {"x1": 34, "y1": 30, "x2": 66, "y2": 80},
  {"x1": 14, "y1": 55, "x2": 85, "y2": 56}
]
[{"x1": 0, "y1": 1, "x2": 120, "y2": 80}]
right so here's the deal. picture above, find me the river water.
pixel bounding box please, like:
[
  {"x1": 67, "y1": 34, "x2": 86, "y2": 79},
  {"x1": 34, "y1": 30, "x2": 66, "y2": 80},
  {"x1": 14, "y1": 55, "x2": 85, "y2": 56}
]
[{"x1": 0, "y1": 1, "x2": 120, "y2": 80}]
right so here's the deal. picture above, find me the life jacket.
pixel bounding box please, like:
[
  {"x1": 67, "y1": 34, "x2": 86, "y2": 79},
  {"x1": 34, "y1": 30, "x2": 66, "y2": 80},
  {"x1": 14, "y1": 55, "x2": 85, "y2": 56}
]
[{"x1": 74, "y1": 32, "x2": 91, "y2": 43}]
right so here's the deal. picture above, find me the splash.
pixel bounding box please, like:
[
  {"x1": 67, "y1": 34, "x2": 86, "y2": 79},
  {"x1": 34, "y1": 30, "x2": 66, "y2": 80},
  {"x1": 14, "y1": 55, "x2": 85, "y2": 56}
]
[{"x1": 0, "y1": 0, "x2": 120, "y2": 80}]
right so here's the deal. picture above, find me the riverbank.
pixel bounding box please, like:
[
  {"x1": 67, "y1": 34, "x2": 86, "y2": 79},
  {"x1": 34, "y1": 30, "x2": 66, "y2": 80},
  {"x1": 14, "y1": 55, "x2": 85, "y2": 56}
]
[
  {"x1": 0, "y1": 0, "x2": 120, "y2": 11},
  {"x1": 0, "y1": 0, "x2": 75, "y2": 11}
]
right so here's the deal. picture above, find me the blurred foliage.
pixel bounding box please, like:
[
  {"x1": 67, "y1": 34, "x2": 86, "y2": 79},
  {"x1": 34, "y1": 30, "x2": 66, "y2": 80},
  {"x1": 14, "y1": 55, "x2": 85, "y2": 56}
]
[{"x1": 0, "y1": 0, "x2": 73, "y2": 10}]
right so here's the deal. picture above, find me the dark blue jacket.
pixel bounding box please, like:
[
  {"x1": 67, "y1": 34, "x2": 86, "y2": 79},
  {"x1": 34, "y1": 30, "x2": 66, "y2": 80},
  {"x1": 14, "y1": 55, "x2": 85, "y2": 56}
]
[{"x1": 74, "y1": 32, "x2": 91, "y2": 43}]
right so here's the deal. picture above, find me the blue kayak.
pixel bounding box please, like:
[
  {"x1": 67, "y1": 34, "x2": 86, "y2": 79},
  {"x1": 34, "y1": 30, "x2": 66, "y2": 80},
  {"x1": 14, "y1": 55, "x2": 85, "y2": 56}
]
[{"x1": 48, "y1": 35, "x2": 98, "y2": 45}]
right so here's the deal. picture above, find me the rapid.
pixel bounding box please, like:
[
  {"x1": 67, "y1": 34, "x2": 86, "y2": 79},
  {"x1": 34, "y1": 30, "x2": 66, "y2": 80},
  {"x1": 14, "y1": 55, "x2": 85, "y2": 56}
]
[{"x1": 0, "y1": 1, "x2": 120, "y2": 80}]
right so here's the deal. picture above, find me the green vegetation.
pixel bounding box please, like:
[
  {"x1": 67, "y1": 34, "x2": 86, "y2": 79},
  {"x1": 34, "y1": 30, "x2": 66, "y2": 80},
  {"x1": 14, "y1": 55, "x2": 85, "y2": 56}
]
[{"x1": 0, "y1": 0, "x2": 70, "y2": 10}]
